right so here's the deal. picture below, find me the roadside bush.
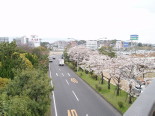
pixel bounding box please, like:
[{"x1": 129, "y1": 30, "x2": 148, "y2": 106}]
[
  {"x1": 73, "y1": 67, "x2": 77, "y2": 71},
  {"x1": 69, "y1": 63, "x2": 74, "y2": 70},
  {"x1": 79, "y1": 67, "x2": 83, "y2": 72},
  {"x1": 85, "y1": 70, "x2": 89, "y2": 74},
  {"x1": 98, "y1": 86, "x2": 102, "y2": 91},
  {"x1": 92, "y1": 74, "x2": 98, "y2": 80},
  {"x1": 95, "y1": 84, "x2": 102, "y2": 91},
  {"x1": 118, "y1": 101, "x2": 124, "y2": 108},
  {"x1": 95, "y1": 84, "x2": 98, "y2": 89},
  {"x1": 90, "y1": 70, "x2": 94, "y2": 75},
  {"x1": 79, "y1": 73, "x2": 83, "y2": 76}
]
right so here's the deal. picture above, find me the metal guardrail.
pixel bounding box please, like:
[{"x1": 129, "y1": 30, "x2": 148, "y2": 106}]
[{"x1": 124, "y1": 79, "x2": 155, "y2": 116}]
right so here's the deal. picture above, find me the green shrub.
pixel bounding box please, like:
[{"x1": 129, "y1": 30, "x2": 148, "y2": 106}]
[
  {"x1": 95, "y1": 84, "x2": 98, "y2": 89},
  {"x1": 90, "y1": 70, "x2": 94, "y2": 75},
  {"x1": 79, "y1": 73, "x2": 83, "y2": 76},
  {"x1": 118, "y1": 101, "x2": 124, "y2": 108},
  {"x1": 73, "y1": 67, "x2": 77, "y2": 71},
  {"x1": 85, "y1": 70, "x2": 89, "y2": 74},
  {"x1": 95, "y1": 84, "x2": 102, "y2": 91},
  {"x1": 92, "y1": 74, "x2": 98, "y2": 80},
  {"x1": 79, "y1": 67, "x2": 83, "y2": 72}
]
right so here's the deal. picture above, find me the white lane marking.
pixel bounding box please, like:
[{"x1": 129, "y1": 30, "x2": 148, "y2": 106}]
[
  {"x1": 52, "y1": 91, "x2": 58, "y2": 116},
  {"x1": 86, "y1": 114, "x2": 88, "y2": 116},
  {"x1": 56, "y1": 73, "x2": 58, "y2": 76},
  {"x1": 59, "y1": 69, "x2": 61, "y2": 71},
  {"x1": 72, "y1": 91, "x2": 79, "y2": 102},
  {"x1": 49, "y1": 65, "x2": 53, "y2": 87},
  {"x1": 66, "y1": 79, "x2": 69, "y2": 85},
  {"x1": 68, "y1": 73, "x2": 71, "y2": 77},
  {"x1": 62, "y1": 73, "x2": 64, "y2": 76},
  {"x1": 51, "y1": 80, "x2": 53, "y2": 87},
  {"x1": 49, "y1": 66, "x2": 52, "y2": 78}
]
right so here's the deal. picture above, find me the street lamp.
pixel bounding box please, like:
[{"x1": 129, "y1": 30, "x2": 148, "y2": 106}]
[
  {"x1": 97, "y1": 37, "x2": 107, "y2": 49},
  {"x1": 68, "y1": 38, "x2": 79, "y2": 72}
]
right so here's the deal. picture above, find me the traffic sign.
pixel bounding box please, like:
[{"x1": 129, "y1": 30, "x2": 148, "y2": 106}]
[
  {"x1": 123, "y1": 42, "x2": 129, "y2": 47},
  {"x1": 130, "y1": 35, "x2": 138, "y2": 40}
]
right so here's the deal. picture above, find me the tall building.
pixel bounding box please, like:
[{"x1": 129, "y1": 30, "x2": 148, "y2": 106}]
[
  {"x1": 86, "y1": 40, "x2": 98, "y2": 50},
  {"x1": 13, "y1": 36, "x2": 29, "y2": 46},
  {"x1": 0, "y1": 37, "x2": 9, "y2": 43},
  {"x1": 14, "y1": 35, "x2": 41, "y2": 47}
]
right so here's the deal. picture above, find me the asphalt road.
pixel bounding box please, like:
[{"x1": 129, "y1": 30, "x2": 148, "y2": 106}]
[{"x1": 49, "y1": 55, "x2": 122, "y2": 116}]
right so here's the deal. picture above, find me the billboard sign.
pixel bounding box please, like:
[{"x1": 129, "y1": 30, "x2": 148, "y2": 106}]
[
  {"x1": 130, "y1": 35, "x2": 138, "y2": 40},
  {"x1": 123, "y1": 42, "x2": 129, "y2": 47}
]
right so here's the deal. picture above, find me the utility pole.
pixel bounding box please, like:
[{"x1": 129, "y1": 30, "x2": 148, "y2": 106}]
[{"x1": 68, "y1": 38, "x2": 79, "y2": 72}]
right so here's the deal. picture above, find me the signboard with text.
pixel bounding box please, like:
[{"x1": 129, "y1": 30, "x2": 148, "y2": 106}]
[
  {"x1": 123, "y1": 42, "x2": 129, "y2": 47},
  {"x1": 130, "y1": 35, "x2": 138, "y2": 40}
]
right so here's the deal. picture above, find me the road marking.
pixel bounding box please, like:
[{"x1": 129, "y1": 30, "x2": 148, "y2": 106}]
[
  {"x1": 68, "y1": 73, "x2": 71, "y2": 77},
  {"x1": 56, "y1": 73, "x2": 58, "y2": 76},
  {"x1": 66, "y1": 79, "x2": 69, "y2": 85},
  {"x1": 67, "y1": 109, "x2": 78, "y2": 116},
  {"x1": 49, "y1": 65, "x2": 54, "y2": 87},
  {"x1": 59, "y1": 69, "x2": 61, "y2": 71},
  {"x1": 51, "y1": 80, "x2": 53, "y2": 87},
  {"x1": 71, "y1": 78, "x2": 78, "y2": 84},
  {"x1": 49, "y1": 66, "x2": 52, "y2": 78},
  {"x1": 72, "y1": 91, "x2": 79, "y2": 101},
  {"x1": 52, "y1": 91, "x2": 58, "y2": 116},
  {"x1": 62, "y1": 73, "x2": 64, "y2": 76}
]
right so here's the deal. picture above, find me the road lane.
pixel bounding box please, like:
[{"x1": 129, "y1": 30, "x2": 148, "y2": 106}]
[
  {"x1": 50, "y1": 54, "x2": 122, "y2": 116},
  {"x1": 50, "y1": 58, "x2": 81, "y2": 116}
]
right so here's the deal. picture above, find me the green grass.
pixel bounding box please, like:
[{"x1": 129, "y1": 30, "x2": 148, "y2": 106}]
[{"x1": 66, "y1": 62, "x2": 136, "y2": 113}]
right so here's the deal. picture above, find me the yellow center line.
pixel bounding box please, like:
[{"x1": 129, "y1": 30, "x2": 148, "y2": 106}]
[{"x1": 68, "y1": 109, "x2": 78, "y2": 116}]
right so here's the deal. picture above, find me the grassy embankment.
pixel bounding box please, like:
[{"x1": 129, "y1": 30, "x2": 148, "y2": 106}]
[{"x1": 66, "y1": 62, "x2": 136, "y2": 113}]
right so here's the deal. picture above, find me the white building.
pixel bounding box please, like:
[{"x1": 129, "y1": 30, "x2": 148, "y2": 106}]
[
  {"x1": 0, "y1": 37, "x2": 9, "y2": 43},
  {"x1": 115, "y1": 40, "x2": 123, "y2": 50},
  {"x1": 14, "y1": 36, "x2": 29, "y2": 46},
  {"x1": 86, "y1": 40, "x2": 98, "y2": 50},
  {"x1": 29, "y1": 35, "x2": 41, "y2": 47},
  {"x1": 14, "y1": 35, "x2": 41, "y2": 47}
]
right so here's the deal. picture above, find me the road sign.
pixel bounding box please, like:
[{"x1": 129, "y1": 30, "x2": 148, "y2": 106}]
[
  {"x1": 130, "y1": 35, "x2": 138, "y2": 40},
  {"x1": 123, "y1": 42, "x2": 129, "y2": 47}
]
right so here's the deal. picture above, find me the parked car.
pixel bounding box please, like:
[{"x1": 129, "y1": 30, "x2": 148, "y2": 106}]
[{"x1": 49, "y1": 59, "x2": 53, "y2": 62}]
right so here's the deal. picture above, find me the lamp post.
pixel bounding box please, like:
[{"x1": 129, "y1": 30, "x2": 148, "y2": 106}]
[
  {"x1": 97, "y1": 37, "x2": 107, "y2": 49},
  {"x1": 68, "y1": 38, "x2": 79, "y2": 72}
]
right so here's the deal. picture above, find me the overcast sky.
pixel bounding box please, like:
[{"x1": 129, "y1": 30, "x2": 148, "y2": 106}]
[{"x1": 0, "y1": 0, "x2": 155, "y2": 43}]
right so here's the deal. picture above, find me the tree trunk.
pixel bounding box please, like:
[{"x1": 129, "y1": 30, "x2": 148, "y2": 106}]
[
  {"x1": 116, "y1": 78, "x2": 120, "y2": 96},
  {"x1": 116, "y1": 84, "x2": 120, "y2": 96},
  {"x1": 143, "y1": 73, "x2": 144, "y2": 79},
  {"x1": 101, "y1": 75, "x2": 104, "y2": 84},
  {"x1": 129, "y1": 83, "x2": 132, "y2": 104},
  {"x1": 129, "y1": 94, "x2": 132, "y2": 104},
  {"x1": 108, "y1": 78, "x2": 111, "y2": 89}
]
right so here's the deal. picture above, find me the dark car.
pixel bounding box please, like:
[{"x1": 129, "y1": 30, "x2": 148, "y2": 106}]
[{"x1": 49, "y1": 59, "x2": 53, "y2": 62}]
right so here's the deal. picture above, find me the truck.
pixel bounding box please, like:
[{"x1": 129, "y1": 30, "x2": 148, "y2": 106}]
[{"x1": 59, "y1": 59, "x2": 64, "y2": 66}]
